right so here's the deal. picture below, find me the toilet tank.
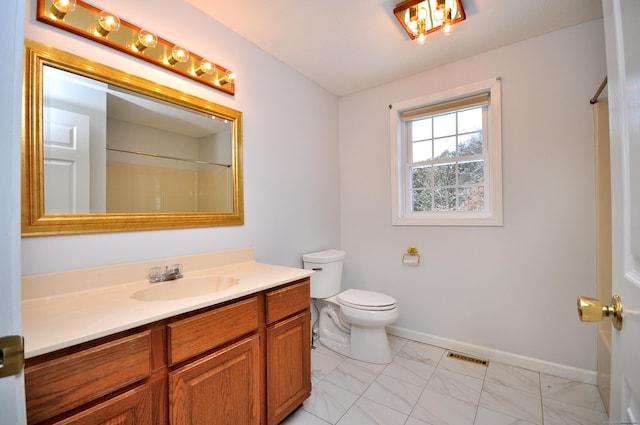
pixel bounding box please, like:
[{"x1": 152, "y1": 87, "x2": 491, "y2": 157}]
[{"x1": 303, "y1": 249, "x2": 346, "y2": 298}]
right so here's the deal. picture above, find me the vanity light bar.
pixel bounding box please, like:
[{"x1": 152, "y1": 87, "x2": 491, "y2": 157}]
[{"x1": 36, "y1": 0, "x2": 236, "y2": 96}]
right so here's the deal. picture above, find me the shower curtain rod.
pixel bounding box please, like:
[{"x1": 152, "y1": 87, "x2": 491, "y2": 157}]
[
  {"x1": 106, "y1": 146, "x2": 231, "y2": 167},
  {"x1": 590, "y1": 76, "x2": 607, "y2": 104}
]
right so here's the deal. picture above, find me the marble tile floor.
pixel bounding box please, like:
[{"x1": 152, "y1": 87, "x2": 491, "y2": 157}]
[{"x1": 281, "y1": 336, "x2": 609, "y2": 425}]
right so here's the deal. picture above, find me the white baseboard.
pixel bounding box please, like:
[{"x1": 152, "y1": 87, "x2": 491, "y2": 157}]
[{"x1": 387, "y1": 325, "x2": 597, "y2": 385}]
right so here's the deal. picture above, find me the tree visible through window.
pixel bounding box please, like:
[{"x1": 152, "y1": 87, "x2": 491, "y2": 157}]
[
  {"x1": 408, "y1": 106, "x2": 485, "y2": 212},
  {"x1": 390, "y1": 78, "x2": 502, "y2": 226}
]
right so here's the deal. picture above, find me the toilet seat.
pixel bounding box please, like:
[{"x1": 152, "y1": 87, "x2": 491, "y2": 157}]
[{"x1": 337, "y1": 289, "x2": 397, "y2": 311}]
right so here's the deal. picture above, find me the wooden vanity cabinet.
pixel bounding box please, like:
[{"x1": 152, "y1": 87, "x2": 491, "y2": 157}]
[{"x1": 24, "y1": 278, "x2": 311, "y2": 425}]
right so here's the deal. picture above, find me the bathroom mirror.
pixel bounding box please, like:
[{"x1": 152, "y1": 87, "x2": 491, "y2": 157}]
[{"x1": 22, "y1": 40, "x2": 244, "y2": 236}]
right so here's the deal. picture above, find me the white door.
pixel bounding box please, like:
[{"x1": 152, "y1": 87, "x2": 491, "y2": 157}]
[
  {"x1": 0, "y1": 0, "x2": 26, "y2": 423},
  {"x1": 603, "y1": 0, "x2": 640, "y2": 422},
  {"x1": 43, "y1": 107, "x2": 91, "y2": 214}
]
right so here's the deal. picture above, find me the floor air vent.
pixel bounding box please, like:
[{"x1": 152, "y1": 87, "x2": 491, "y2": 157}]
[{"x1": 446, "y1": 351, "x2": 489, "y2": 367}]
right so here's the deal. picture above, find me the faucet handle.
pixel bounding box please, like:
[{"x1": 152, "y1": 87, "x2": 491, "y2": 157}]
[
  {"x1": 149, "y1": 266, "x2": 165, "y2": 283},
  {"x1": 170, "y1": 263, "x2": 183, "y2": 278}
]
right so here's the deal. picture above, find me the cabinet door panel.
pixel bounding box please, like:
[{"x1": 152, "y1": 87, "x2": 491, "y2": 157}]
[
  {"x1": 267, "y1": 311, "x2": 311, "y2": 425},
  {"x1": 53, "y1": 383, "x2": 152, "y2": 425},
  {"x1": 169, "y1": 334, "x2": 260, "y2": 425}
]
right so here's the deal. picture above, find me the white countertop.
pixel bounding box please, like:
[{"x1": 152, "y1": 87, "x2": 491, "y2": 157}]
[{"x1": 22, "y1": 249, "x2": 313, "y2": 358}]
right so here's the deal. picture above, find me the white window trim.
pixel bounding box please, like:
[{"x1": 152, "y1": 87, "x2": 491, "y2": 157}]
[{"x1": 390, "y1": 78, "x2": 503, "y2": 226}]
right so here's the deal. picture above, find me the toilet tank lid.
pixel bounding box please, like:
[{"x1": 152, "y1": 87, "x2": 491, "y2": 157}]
[{"x1": 303, "y1": 249, "x2": 346, "y2": 263}]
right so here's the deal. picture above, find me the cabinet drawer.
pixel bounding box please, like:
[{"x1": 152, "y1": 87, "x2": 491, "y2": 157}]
[
  {"x1": 25, "y1": 331, "x2": 152, "y2": 424},
  {"x1": 53, "y1": 383, "x2": 153, "y2": 425},
  {"x1": 168, "y1": 296, "x2": 259, "y2": 365},
  {"x1": 265, "y1": 279, "x2": 310, "y2": 325}
]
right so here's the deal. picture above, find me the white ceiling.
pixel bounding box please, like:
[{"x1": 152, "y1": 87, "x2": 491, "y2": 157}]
[{"x1": 183, "y1": 0, "x2": 603, "y2": 97}]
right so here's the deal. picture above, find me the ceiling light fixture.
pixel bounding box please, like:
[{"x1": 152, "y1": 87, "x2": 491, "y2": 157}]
[{"x1": 393, "y1": 0, "x2": 465, "y2": 44}]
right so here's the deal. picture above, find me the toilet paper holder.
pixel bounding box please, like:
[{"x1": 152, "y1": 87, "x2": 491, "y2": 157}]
[{"x1": 402, "y1": 246, "x2": 421, "y2": 264}]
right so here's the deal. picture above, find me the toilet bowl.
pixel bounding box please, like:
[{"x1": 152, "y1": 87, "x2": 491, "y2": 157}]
[{"x1": 303, "y1": 250, "x2": 399, "y2": 364}]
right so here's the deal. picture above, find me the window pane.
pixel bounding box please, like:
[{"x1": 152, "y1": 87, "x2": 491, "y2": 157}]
[
  {"x1": 433, "y1": 163, "x2": 456, "y2": 187},
  {"x1": 411, "y1": 166, "x2": 432, "y2": 188},
  {"x1": 458, "y1": 107, "x2": 482, "y2": 133},
  {"x1": 458, "y1": 133, "x2": 483, "y2": 156},
  {"x1": 411, "y1": 118, "x2": 432, "y2": 141},
  {"x1": 412, "y1": 141, "x2": 432, "y2": 162},
  {"x1": 457, "y1": 186, "x2": 485, "y2": 211},
  {"x1": 458, "y1": 160, "x2": 484, "y2": 184},
  {"x1": 433, "y1": 136, "x2": 456, "y2": 159},
  {"x1": 411, "y1": 189, "x2": 432, "y2": 211},
  {"x1": 433, "y1": 187, "x2": 456, "y2": 211},
  {"x1": 433, "y1": 112, "x2": 456, "y2": 138}
]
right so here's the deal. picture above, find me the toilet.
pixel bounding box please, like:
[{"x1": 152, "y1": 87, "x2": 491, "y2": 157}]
[{"x1": 303, "y1": 249, "x2": 399, "y2": 364}]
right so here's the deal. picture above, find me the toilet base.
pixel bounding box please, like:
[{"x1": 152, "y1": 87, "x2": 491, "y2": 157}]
[
  {"x1": 317, "y1": 302, "x2": 395, "y2": 364},
  {"x1": 318, "y1": 327, "x2": 393, "y2": 364}
]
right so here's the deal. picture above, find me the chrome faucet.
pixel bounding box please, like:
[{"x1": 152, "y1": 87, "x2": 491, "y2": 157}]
[{"x1": 149, "y1": 264, "x2": 183, "y2": 283}]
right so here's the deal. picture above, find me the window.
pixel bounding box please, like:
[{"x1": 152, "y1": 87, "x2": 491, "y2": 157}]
[{"x1": 390, "y1": 78, "x2": 502, "y2": 226}]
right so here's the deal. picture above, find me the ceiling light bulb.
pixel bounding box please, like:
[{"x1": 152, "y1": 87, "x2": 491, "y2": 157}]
[
  {"x1": 441, "y1": 8, "x2": 453, "y2": 35},
  {"x1": 168, "y1": 45, "x2": 189, "y2": 65},
  {"x1": 50, "y1": 0, "x2": 76, "y2": 19},
  {"x1": 408, "y1": 5, "x2": 418, "y2": 22},
  {"x1": 417, "y1": 6, "x2": 428, "y2": 21},
  {"x1": 196, "y1": 59, "x2": 215, "y2": 76},
  {"x1": 417, "y1": 19, "x2": 426, "y2": 44},
  {"x1": 96, "y1": 11, "x2": 120, "y2": 37},
  {"x1": 134, "y1": 30, "x2": 157, "y2": 52},
  {"x1": 434, "y1": 0, "x2": 446, "y2": 22},
  {"x1": 407, "y1": 19, "x2": 418, "y2": 34}
]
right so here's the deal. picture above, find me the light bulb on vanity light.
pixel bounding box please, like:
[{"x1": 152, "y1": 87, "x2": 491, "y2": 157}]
[
  {"x1": 168, "y1": 45, "x2": 189, "y2": 65},
  {"x1": 215, "y1": 71, "x2": 236, "y2": 86},
  {"x1": 195, "y1": 59, "x2": 215, "y2": 76},
  {"x1": 50, "y1": 0, "x2": 76, "y2": 19},
  {"x1": 133, "y1": 29, "x2": 157, "y2": 52},
  {"x1": 96, "y1": 11, "x2": 120, "y2": 37}
]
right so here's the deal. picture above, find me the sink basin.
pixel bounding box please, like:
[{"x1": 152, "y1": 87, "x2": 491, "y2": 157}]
[{"x1": 132, "y1": 276, "x2": 239, "y2": 301}]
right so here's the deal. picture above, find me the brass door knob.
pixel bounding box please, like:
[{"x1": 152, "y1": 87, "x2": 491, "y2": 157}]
[{"x1": 577, "y1": 295, "x2": 623, "y2": 330}]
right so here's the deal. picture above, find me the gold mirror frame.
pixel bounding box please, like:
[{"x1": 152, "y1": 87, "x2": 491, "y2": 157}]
[{"x1": 22, "y1": 40, "x2": 244, "y2": 236}]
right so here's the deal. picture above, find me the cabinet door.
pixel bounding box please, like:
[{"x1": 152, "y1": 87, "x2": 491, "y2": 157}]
[
  {"x1": 267, "y1": 311, "x2": 311, "y2": 425},
  {"x1": 169, "y1": 334, "x2": 260, "y2": 425},
  {"x1": 53, "y1": 384, "x2": 152, "y2": 425}
]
